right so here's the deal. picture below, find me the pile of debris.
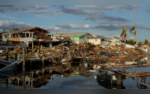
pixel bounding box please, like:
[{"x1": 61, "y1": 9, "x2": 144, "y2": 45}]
[{"x1": 0, "y1": 41, "x2": 149, "y2": 67}]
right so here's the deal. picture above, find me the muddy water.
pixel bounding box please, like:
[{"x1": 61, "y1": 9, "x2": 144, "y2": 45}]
[{"x1": 0, "y1": 61, "x2": 150, "y2": 89}]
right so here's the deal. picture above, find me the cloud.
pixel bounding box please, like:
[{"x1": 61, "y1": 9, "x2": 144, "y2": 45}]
[
  {"x1": 48, "y1": 22, "x2": 150, "y2": 33},
  {"x1": 49, "y1": 24, "x2": 91, "y2": 32},
  {"x1": 50, "y1": 18, "x2": 53, "y2": 20},
  {"x1": 75, "y1": 5, "x2": 143, "y2": 12},
  {"x1": 108, "y1": 32, "x2": 113, "y2": 35},
  {"x1": 94, "y1": 21, "x2": 150, "y2": 31},
  {"x1": 0, "y1": 21, "x2": 33, "y2": 30},
  {"x1": 23, "y1": 9, "x2": 61, "y2": 15},
  {"x1": 147, "y1": 10, "x2": 150, "y2": 13},
  {"x1": 0, "y1": 13, "x2": 16, "y2": 19},
  {"x1": 0, "y1": 5, "x2": 61, "y2": 18},
  {"x1": 115, "y1": 5, "x2": 143, "y2": 12},
  {"x1": 0, "y1": 5, "x2": 49, "y2": 12},
  {"x1": 84, "y1": 24, "x2": 90, "y2": 28},
  {"x1": 60, "y1": 5, "x2": 104, "y2": 16},
  {"x1": 35, "y1": 15, "x2": 50, "y2": 18},
  {"x1": 96, "y1": 21, "x2": 131, "y2": 24},
  {"x1": 85, "y1": 15, "x2": 128, "y2": 21},
  {"x1": 60, "y1": 5, "x2": 129, "y2": 21},
  {"x1": 27, "y1": 5, "x2": 49, "y2": 10}
]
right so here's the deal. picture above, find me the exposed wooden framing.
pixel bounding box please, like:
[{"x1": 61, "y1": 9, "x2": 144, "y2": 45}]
[
  {"x1": 32, "y1": 30, "x2": 34, "y2": 49},
  {"x1": 139, "y1": 82, "x2": 150, "y2": 88},
  {"x1": 23, "y1": 47, "x2": 25, "y2": 89},
  {"x1": 6, "y1": 47, "x2": 9, "y2": 61}
]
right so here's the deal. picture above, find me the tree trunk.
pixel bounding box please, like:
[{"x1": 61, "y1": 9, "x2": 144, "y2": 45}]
[
  {"x1": 124, "y1": 38, "x2": 126, "y2": 45},
  {"x1": 133, "y1": 35, "x2": 135, "y2": 42}
]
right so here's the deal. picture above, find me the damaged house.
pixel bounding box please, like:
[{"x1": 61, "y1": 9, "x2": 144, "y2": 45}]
[
  {"x1": 87, "y1": 36, "x2": 125, "y2": 46},
  {"x1": 1, "y1": 27, "x2": 61, "y2": 48},
  {"x1": 87, "y1": 35, "x2": 112, "y2": 46},
  {"x1": 87, "y1": 36, "x2": 107, "y2": 45},
  {"x1": 111, "y1": 36, "x2": 124, "y2": 45},
  {"x1": 50, "y1": 32, "x2": 93, "y2": 44}
]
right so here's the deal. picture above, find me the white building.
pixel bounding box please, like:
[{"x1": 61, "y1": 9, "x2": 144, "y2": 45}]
[
  {"x1": 87, "y1": 36, "x2": 106, "y2": 45},
  {"x1": 87, "y1": 35, "x2": 124, "y2": 46},
  {"x1": 110, "y1": 36, "x2": 124, "y2": 45}
]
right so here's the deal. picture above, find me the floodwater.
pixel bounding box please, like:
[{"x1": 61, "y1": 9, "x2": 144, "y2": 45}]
[{"x1": 0, "y1": 60, "x2": 150, "y2": 89}]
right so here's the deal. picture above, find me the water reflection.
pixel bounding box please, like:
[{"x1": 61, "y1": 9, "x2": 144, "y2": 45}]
[
  {"x1": 0, "y1": 58, "x2": 150, "y2": 89},
  {"x1": 0, "y1": 60, "x2": 94, "y2": 89}
]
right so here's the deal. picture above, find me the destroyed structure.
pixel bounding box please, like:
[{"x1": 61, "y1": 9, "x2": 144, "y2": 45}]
[
  {"x1": 1, "y1": 27, "x2": 61, "y2": 48},
  {"x1": 1, "y1": 27, "x2": 150, "y2": 89},
  {"x1": 50, "y1": 32, "x2": 93, "y2": 44}
]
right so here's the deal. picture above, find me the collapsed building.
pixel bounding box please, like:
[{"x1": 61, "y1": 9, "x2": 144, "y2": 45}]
[{"x1": 1, "y1": 27, "x2": 61, "y2": 48}]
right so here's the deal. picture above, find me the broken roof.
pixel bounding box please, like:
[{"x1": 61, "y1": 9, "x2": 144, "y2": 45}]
[
  {"x1": 1, "y1": 27, "x2": 48, "y2": 34},
  {"x1": 51, "y1": 32, "x2": 92, "y2": 37}
]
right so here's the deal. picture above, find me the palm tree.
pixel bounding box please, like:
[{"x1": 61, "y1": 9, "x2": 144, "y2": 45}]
[
  {"x1": 129, "y1": 23, "x2": 136, "y2": 41},
  {"x1": 120, "y1": 27, "x2": 127, "y2": 44}
]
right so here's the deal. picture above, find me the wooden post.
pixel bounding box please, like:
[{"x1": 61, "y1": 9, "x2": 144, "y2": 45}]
[
  {"x1": 42, "y1": 51, "x2": 44, "y2": 78},
  {"x1": 69, "y1": 63, "x2": 71, "y2": 74},
  {"x1": 30, "y1": 52, "x2": 32, "y2": 81},
  {"x1": 30, "y1": 67, "x2": 32, "y2": 81},
  {"x1": 41, "y1": 45, "x2": 43, "y2": 50},
  {"x1": 5, "y1": 79, "x2": 8, "y2": 89},
  {"x1": 31, "y1": 72, "x2": 33, "y2": 87},
  {"x1": 6, "y1": 47, "x2": 8, "y2": 61},
  {"x1": 32, "y1": 33, "x2": 34, "y2": 49},
  {"x1": 30, "y1": 52, "x2": 32, "y2": 60},
  {"x1": 98, "y1": 55, "x2": 100, "y2": 64},
  {"x1": 23, "y1": 47, "x2": 25, "y2": 89},
  {"x1": 72, "y1": 56, "x2": 74, "y2": 64},
  {"x1": 133, "y1": 66, "x2": 136, "y2": 73},
  {"x1": 39, "y1": 46, "x2": 40, "y2": 54},
  {"x1": 15, "y1": 52, "x2": 17, "y2": 61},
  {"x1": 124, "y1": 68, "x2": 126, "y2": 73},
  {"x1": 37, "y1": 46, "x2": 39, "y2": 54}
]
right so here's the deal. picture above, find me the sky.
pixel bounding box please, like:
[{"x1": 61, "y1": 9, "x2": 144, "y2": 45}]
[{"x1": 0, "y1": 5, "x2": 150, "y2": 42}]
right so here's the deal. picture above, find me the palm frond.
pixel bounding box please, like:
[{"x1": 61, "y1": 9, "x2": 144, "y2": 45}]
[
  {"x1": 129, "y1": 27, "x2": 135, "y2": 34},
  {"x1": 129, "y1": 28, "x2": 134, "y2": 33}
]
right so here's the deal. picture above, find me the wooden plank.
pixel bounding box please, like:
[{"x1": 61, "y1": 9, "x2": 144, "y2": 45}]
[
  {"x1": 139, "y1": 82, "x2": 150, "y2": 87},
  {"x1": 28, "y1": 49, "x2": 33, "y2": 51},
  {"x1": 28, "y1": 42, "x2": 32, "y2": 44}
]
